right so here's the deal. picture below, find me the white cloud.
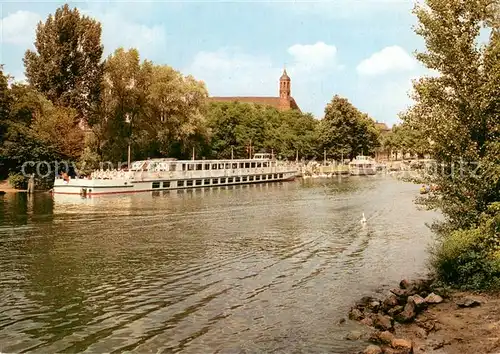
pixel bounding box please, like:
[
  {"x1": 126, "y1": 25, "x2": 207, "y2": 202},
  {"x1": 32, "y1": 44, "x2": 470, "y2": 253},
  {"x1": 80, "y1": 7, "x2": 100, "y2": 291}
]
[
  {"x1": 0, "y1": 10, "x2": 41, "y2": 46},
  {"x1": 356, "y1": 45, "x2": 417, "y2": 76},
  {"x1": 287, "y1": 42, "x2": 338, "y2": 71}
]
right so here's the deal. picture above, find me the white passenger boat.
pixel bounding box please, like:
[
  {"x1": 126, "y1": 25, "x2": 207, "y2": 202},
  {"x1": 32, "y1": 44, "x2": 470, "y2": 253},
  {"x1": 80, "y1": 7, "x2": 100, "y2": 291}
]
[
  {"x1": 348, "y1": 155, "x2": 377, "y2": 176},
  {"x1": 53, "y1": 153, "x2": 297, "y2": 196}
]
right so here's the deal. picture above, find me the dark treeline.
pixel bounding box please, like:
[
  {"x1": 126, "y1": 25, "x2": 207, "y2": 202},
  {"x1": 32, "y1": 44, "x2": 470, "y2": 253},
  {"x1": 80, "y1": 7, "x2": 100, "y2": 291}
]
[{"x1": 0, "y1": 4, "x2": 386, "y2": 189}]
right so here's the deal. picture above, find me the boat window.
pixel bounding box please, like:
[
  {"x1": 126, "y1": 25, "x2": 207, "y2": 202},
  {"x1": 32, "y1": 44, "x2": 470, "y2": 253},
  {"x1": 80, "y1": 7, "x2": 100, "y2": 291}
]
[
  {"x1": 220, "y1": 178, "x2": 226, "y2": 184},
  {"x1": 242, "y1": 176, "x2": 247, "y2": 182},
  {"x1": 212, "y1": 163, "x2": 218, "y2": 170},
  {"x1": 257, "y1": 162, "x2": 262, "y2": 168},
  {"x1": 273, "y1": 174, "x2": 277, "y2": 179},
  {"x1": 262, "y1": 175, "x2": 267, "y2": 180},
  {"x1": 256, "y1": 175, "x2": 261, "y2": 181},
  {"x1": 239, "y1": 163, "x2": 244, "y2": 169},
  {"x1": 235, "y1": 177, "x2": 240, "y2": 182},
  {"x1": 251, "y1": 162, "x2": 256, "y2": 168},
  {"x1": 186, "y1": 180, "x2": 193, "y2": 186},
  {"x1": 152, "y1": 182, "x2": 160, "y2": 189},
  {"x1": 228, "y1": 177, "x2": 233, "y2": 183},
  {"x1": 204, "y1": 163, "x2": 210, "y2": 170},
  {"x1": 178, "y1": 180, "x2": 185, "y2": 187},
  {"x1": 279, "y1": 173, "x2": 283, "y2": 179},
  {"x1": 204, "y1": 179, "x2": 210, "y2": 185},
  {"x1": 225, "y1": 163, "x2": 230, "y2": 169},
  {"x1": 218, "y1": 163, "x2": 224, "y2": 169},
  {"x1": 268, "y1": 174, "x2": 272, "y2": 179},
  {"x1": 245, "y1": 163, "x2": 250, "y2": 168},
  {"x1": 182, "y1": 164, "x2": 186, "y2": 171},
  {"x1": 249, "y1": 176, "x2": 254, "y2": 181},
  {"x1": 263, "y1": 162, "x2": 268, "y2": 168},
  {"x1": 212, "y1": 178, "x2": 219, "y2": 184},
  {"x1": 196, "y1": 164, "x2": 203, "y2": 171},
  {"x1": 170, "y1": 164, "x2": 177, "y2": 171},
  {"x1": 195, "y1": 179, "x2": 202, "y2": 186},
  {"x1": 187, "y1": 164, "x2": 194, "y2": 171},
  {"x1": 232, "y1": 163, "x2": 237, "y2": 169},
  {"x1": 163, "y1": 181, "x2": 170, "y2": 188}
]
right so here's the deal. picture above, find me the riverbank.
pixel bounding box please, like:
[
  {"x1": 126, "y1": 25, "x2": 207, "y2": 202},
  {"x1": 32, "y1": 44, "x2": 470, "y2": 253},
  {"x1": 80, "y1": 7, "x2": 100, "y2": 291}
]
[
  {"x1": 0, "y1": 180, "x2": 24, "y2": 193},
  {"x1": 346, "y1": 279, "x2": 500, "y2": 354}
]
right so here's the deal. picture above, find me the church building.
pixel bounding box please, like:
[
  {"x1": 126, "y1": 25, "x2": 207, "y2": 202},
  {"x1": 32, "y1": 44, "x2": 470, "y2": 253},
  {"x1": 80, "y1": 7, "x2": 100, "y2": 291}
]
[{"x1": 208, "y1": 69, "x2": 301, "y2": 112}]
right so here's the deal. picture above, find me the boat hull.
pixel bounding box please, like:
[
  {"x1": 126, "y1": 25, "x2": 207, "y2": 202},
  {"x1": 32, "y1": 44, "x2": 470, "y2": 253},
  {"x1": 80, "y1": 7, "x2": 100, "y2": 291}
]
[{"x1": 53, "y1": 171, "x2": 297, "y2": 196}]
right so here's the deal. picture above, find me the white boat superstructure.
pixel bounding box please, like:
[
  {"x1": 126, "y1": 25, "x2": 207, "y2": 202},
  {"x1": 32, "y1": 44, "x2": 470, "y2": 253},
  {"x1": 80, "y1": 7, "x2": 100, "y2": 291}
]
[
  {"x1": 53, "y1": 154, "x2": 297, "y2": 196},
  {"x1": 348, "y1": 155, "x2": 377, "y2": 176}
]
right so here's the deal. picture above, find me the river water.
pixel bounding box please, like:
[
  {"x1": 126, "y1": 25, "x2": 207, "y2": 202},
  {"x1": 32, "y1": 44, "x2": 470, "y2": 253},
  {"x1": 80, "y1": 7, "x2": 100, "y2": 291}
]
[{"x1": 0, "y1": 176, "x2": 440, "y2": 353}]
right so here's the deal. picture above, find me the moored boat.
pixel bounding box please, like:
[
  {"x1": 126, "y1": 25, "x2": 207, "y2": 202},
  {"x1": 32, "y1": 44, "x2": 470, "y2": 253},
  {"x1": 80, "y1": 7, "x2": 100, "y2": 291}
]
[
  {"x1": 53, "y1": 153, "x2": 297, "y2": 196},
  {"x1": 348, "y1": 155, "x2": 377, "y2": 176}
]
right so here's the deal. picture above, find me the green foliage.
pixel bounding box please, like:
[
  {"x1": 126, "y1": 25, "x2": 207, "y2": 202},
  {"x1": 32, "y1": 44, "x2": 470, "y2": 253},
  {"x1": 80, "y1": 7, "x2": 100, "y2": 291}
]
[
  {"x1": 431, "y1": 203, "x2": 500, "y2": 290},
  {"x1": 0, "y1": 83, "x2": 84, "y2": 187},
  {"x1": 206, "y1": 101, "x2": 319, "y2": 160},
  {"x1": 382, "y1": 122, "x2": 431, "y2": 158},
  {"x1": 90, "y1": 47, "x2": 210, "y2": 163},
  {"x1": 405, "y1": 0, "x2": 500, "y2": 289},
  {"x1": 7, "y1": 172, "x2": 27, "y2": 190},
  {"x1": 318, "y1": 95, "x2": 380, "y2": 160},
  {"x1": 24, "y1": 4, "x2": 104, "y2": 121}
]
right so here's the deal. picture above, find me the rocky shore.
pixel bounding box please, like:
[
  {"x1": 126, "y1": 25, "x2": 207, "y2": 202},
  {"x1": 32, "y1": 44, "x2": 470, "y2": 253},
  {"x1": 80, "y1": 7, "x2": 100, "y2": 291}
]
[{"x1": 344, "y1": 278, "x2": 500, "y2": 354}]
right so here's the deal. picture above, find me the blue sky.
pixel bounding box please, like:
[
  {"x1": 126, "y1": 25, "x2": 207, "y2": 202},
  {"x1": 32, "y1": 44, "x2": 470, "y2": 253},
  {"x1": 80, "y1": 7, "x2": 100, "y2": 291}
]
[{"x1": 0, "y1": 0, "x2": 431, "y2": 125}]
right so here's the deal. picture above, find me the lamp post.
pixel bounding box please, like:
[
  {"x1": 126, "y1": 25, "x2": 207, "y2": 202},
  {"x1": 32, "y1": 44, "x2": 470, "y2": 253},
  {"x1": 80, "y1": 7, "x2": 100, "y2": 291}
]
[{"x1": 126, "y1": 113, "x2": 132, "y2": 169}]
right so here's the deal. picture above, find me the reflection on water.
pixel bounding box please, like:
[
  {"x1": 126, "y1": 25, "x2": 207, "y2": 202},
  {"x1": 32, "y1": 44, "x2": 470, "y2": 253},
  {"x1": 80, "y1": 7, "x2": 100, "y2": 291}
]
[{"x1": 0, "y1": 177, "x2": 440, "y2": 353}]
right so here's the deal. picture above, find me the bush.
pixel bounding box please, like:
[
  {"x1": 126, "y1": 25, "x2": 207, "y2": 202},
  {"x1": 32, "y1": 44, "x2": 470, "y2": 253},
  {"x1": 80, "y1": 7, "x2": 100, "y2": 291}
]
[
  {"x1": 7, "y1": 172, "x2": 27, "y2": 190},
  {"x1": 431, "y1": 204, "x2": 500, "y2": 290}
]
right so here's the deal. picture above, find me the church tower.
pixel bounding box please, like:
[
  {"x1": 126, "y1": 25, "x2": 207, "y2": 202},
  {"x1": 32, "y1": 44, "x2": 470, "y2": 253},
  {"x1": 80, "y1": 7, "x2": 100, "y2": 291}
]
[
  {"x1": 279, "y1": 68, "x2": 291, "y2": 99},
  {"x1": 278, "y1": 68, "x2": 291, "y2": 111}
]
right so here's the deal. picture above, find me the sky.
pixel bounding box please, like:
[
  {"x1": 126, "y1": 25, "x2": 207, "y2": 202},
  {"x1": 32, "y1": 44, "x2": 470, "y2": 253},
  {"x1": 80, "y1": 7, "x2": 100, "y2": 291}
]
[{"x1": 0, "y1": 0, "x2": 433, "y2": 126}]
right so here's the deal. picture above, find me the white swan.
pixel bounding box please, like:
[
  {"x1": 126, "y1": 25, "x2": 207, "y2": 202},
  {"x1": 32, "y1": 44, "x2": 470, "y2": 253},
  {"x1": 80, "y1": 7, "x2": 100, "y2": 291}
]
[{"x1": 360, "y1": 212, "x2": 367, "y2": 224}]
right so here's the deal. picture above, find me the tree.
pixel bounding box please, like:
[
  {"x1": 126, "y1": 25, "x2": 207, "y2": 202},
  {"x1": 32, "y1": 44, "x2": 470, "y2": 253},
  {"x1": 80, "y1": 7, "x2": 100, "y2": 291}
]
[
  {"x1": 206, "y1": 101, "x2": 318, "y2": 160},
  {"x1": 146, "y1": 66, "x2": 210, "y2": 158},
  {"x1": 319, "y1": 95, "x2": 380, "y2": 160},
  {"x1": 96, "y1": 48, "x2": 152, "y2": 162},
  {"x1": 24, "y1": 4, "x2": 104, "y2": 122},
  {"x1": 403, "y1": 0, "x2": 500, "y2": 288}
]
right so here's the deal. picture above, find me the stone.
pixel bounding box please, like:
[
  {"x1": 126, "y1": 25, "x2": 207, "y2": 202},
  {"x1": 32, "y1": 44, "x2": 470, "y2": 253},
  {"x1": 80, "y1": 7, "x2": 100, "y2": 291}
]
[
  {"x1": 345, "y1": 330, "x2": 363, "y2": 340},
  {"x1": 373, "y1": 314, "x2": 393, "y2": 331},
  {"x1": 378, "y1": 331, "x2": 396, "y2": 344},
  {"x1": 390, "y1": 288, "x2": 407, "y2": 297},
  {"x1": 395, "y1": 301, "x2": 416, "y2": 323},
  {"x1": 408, "y1": 294, "x2": 426, "y2": 309},
  {"x1": 369, "y1": 301, "x2": 381, "y2": 312},
  {"x1": 349, "y1": 308, "x2": 364, "y2": 321},
  {"x1": 424, "y1": 293, "x2": 443, "y2": 304},
  {"x1": 388, "y1": 305, "x2": 404, "y2": 317},
  {"x1": 357, "y1": 296, "x2": 378, "y2": 309},
  {"x1": 399, "y1": 279, "x2": 411, "y2": 289},
  {"x1": 381, "y1": 347, "x2": 397, "y2": 354},
  {"x1": 360, "y1": 317, "x2": 374, "y2": 327},
  {"x1": 391, "y1": 338, "x2": 413, "y2": 354},
  {"x1": 383, "y1": 294, "x2": 400, "y2": 309},
  {"x1": 456, "y1": 297, "x2": 481, "y2": 308},
  {"x1": 364, "y1": 344, "x2": 383, "y2": 354}
]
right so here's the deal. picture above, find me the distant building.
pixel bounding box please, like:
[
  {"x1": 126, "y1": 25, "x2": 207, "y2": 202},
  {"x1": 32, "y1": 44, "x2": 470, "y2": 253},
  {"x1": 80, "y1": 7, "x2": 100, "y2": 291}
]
[
  {"x1": 374, "y1": 121, "x2": 390, "y2": 135},
  {"x1": 208, "y1": 69, "x2": 301, "y2": 112}
]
